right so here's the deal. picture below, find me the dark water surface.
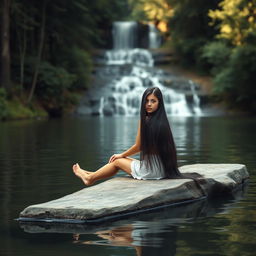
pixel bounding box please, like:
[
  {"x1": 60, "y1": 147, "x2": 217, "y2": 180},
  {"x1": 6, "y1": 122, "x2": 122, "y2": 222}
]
[{"x1": 1, "y1": 116, "x2": 256, "y2": 256}]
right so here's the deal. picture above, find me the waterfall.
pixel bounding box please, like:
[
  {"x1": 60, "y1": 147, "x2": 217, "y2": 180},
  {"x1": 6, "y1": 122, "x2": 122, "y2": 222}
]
[
  {"x1": 148, "y1": 24, "x2": 161, "y2": 49},
  {"x1": 112, "y1": 21, "x2": 137, "y2": 49},
  {"x1": 189, "y1": 80, "x2": 202, "y2": 115},
  {"x1": 77, "y1": 21, "x2": 203, "y2": 117},
  {"x1": 106, "y1": 22, "x2": 154, "y2": 67},
  {"x1": 105, "y1": 48, "x2": 154, "y2": 67},
  {"x1": 99, "y1": 66, "x2": 199, "y2": 117}
]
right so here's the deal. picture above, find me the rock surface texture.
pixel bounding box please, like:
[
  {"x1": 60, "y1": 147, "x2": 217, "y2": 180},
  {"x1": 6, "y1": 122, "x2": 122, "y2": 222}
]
[{"x1": 19, "y1": 164, "x2": 249, "y2": 223}]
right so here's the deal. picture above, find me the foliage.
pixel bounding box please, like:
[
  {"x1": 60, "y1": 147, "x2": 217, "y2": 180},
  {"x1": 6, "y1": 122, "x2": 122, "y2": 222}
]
[
  {"x1": 209, "y1": 0, "x2": 256, "y2": 46},
  {"x1": 62, "y1": 46, "x2": 92, "y2": 90},
  {"x1": 172, "y1": 37, "x2": 209, "y2": 68},
  {"x1": 0, "y1": 0, "x2": 131, "y2": 118},
  {"x1": 167, "y1": 0, "x2": 221, "y2": 67},
  {"x1": 0, "y1": 88, "x2": 8, "y2": 120},
  {"x1": 6, "y1": 98, "x2": 47, "y2": 119},
  {"x1": 37, "y1": 62, "x2": 76, "y2": 92},
  {"x1": 201, "y1": 41, "x2": 231, "y2": 75},
  {"x1": 35, "y1": 61, "x2": 76, "y2": 114},
  {"x1": 206, "y1": 0, "x2": 256, "y2": 112},
  {"x1": 129, "y1": 0, "x2": 173, "y2": 23},
  {"x1": 213, "y1": 45, "x2": 256, "y2": 111}
]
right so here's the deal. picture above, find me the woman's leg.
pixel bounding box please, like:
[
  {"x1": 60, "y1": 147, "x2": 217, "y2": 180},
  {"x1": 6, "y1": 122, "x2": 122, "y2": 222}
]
[{"x1": 73, "y1": 158, "x2": 134, "y2": 186}]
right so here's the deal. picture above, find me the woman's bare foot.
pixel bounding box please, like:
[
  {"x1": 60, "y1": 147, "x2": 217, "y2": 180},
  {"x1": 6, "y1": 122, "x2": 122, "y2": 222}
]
[
  {"x1": 72, "y1": 163, "x2": 94, "y2": 186},
  {"x1": 73, "y1": 164, "x2": 93, "y2": 175}
]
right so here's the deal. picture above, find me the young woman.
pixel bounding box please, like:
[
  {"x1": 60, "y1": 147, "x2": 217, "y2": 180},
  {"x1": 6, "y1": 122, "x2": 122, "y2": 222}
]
[{"x1": 73, "y1": 87, "x2": 193, "y2": 186}]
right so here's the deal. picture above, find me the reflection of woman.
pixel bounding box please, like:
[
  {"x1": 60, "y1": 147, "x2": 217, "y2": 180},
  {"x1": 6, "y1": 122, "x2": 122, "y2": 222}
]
[
  {"x1": 73, "y1": 223, "x2": 178, "y2": 256},
  {"x1": 73, "y1": 87, "x2": 200, "y2": 186}
]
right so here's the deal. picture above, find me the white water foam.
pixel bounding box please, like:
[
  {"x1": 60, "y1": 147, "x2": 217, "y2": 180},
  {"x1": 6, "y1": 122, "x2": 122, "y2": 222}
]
[{"x1": 94, "y1": 21, "x2": 202, "y2": 116}]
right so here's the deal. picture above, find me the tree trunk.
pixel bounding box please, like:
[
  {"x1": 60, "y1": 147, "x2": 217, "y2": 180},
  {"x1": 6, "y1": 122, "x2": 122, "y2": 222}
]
[
  {"x1": 17, "y1": 22, "x2": 27, "y2": 93},
  {"x1": 27, "y1": 0, "x2": 47, "y2": 103},
  {"x1": 0, "y1": 0, "x2": 11, "y2": 91}
]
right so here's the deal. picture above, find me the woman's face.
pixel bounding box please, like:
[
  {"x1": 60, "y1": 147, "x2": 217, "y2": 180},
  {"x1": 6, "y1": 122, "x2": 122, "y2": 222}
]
[{"x1": 145, "y1": 93, "x2": 159, "y2": 114}]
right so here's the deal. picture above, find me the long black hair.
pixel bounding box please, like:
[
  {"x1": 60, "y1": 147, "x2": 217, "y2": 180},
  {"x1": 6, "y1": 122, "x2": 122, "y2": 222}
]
[
  {"x1": 140, "y1": 87, "x2": 205, "y2": 195},
  {"x1": 140, "y1": 87, "x2": 181, "y2": 178}
]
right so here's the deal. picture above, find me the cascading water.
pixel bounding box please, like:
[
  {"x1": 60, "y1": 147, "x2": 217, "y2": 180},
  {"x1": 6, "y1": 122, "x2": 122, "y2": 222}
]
[
  {"x1": 189, "y1": 80, "x2": 202, "y2": 115},
  {"x1": 148, "y1": 23, "x2": 161, "y2": 49},
  {"x1": 77, "y1": 21, "x2": 203, "y2": 116},
  {"x1": 107, "y1": 66, "x2": 193, "y2": 116},
  {"x1": 113, "y1": 21, "x2": 137, "y2": 49},
  {"x1": 106, "y1": 21, "x2": 154, "y2": 67},
  {"x1": 105, "y1": 48, "x2": 154, "y2": 67}
]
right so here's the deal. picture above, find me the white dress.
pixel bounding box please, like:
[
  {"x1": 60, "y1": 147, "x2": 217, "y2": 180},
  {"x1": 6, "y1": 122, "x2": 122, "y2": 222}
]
[{"x1": 131, "y1": 155, "x2": 166, "y2": 180}]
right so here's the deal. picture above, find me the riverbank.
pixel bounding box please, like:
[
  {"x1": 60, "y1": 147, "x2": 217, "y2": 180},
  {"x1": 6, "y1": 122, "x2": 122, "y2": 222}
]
[
  {"x1": 0, "y1": 50, "x2": 232, "y2": 122},
  {"x1": 6, "y1": 99, "x2": 47, "y2": 121},
  {"x1": 0, "y1": 90, "x2": 82, "y2": 122}
]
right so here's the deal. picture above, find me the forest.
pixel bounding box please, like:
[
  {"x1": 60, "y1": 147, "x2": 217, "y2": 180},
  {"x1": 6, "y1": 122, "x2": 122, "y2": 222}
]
[{"x1": 1, "y1": 0, "x2": 256, "y2": 120}]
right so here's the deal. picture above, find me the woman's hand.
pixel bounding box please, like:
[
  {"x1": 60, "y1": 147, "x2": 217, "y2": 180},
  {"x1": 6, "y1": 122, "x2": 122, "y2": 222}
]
[{"x1": 109, "y1": 153, "x2": 124, "y2": 163}]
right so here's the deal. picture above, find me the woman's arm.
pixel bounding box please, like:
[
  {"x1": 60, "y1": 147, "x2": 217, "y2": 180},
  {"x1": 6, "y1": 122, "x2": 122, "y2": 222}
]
[
  {"x1": 122, "y1": 121, "x2": 141, "y2": 157},
  {"x1": 109, "y1": 121, "x2": 141, "y2": 163}
]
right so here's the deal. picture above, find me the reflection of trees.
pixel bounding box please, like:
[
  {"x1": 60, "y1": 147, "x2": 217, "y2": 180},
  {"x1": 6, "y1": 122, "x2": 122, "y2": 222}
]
[
  {"x1": 217, "y1": 201, "x2": 256, "y2": 256},
  {"x1": 175, "y1": 117, "x2": 256, "y2": 169},
  {"x1": 200, "y1": 117, "x2": 256, "y2": 167},
  {"x1": 176, "y1": 205, "x2": 256, "y2": 256},
  {"x1": 2, "y1": 116, "x2": 255, "y2": 255},
  {"x1": 0, "y1": 118, "x2": 103, "y2": 222},
  {"x1": 175, "y1": 187, "x2": 254, "y2": 256}
]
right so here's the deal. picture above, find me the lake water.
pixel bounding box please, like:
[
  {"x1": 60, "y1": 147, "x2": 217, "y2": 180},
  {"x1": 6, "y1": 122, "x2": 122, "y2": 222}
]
[{"x1": 1, "y1": 115, "x2": 256, "y2": 256}]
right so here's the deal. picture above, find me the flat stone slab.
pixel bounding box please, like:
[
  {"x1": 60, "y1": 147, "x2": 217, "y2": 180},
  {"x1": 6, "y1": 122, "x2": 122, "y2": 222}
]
[{"x1": 19, "y1": 164, "x2": 249, "y2": 223}]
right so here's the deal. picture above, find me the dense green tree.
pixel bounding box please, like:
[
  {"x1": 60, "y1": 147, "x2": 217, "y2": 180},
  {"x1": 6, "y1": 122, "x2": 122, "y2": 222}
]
[
  {"x1": 167, "y1": 0, "x2": 221, "y2": 68},
  {"x1": 0, "y1": 0, "x2": 130, "y2": 118},
  {"x1": 205, "y1": 0, "x2": 256, "y2": 112}
]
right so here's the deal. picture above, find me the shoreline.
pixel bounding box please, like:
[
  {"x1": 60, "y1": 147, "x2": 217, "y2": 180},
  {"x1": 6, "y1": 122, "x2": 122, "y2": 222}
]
[{"x1": 0, "y1": 54, "x2": 245, "y2": 122}]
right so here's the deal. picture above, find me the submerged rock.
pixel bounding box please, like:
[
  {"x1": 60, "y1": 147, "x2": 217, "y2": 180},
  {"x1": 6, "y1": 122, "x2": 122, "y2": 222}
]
[{"x1": 19, "y1": 164, "x2": 248, "y2": 223}]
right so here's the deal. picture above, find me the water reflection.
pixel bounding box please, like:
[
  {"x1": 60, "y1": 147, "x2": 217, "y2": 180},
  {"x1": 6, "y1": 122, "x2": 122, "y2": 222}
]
[
  {"x1": 73, "y1": 224, "x2": 178, "y2": 256},
  {"x1": 19, "y1": 187, "x2": 248, "y2": 255},
  {"x1": 171, "y1": 117, "x2": 202, "y2": 164},
  {"x1": 1, "y1": 116, "x2": 256, "y2": 256}
]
